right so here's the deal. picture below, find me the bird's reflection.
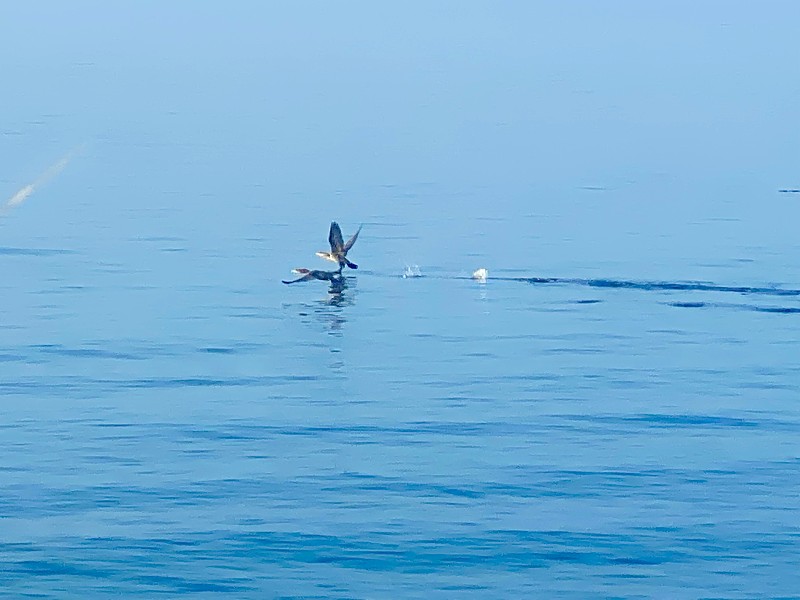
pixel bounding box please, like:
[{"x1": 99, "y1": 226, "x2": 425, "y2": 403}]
[{"x1": 294, "y1": 275, "x2": 356, "y2": 336}]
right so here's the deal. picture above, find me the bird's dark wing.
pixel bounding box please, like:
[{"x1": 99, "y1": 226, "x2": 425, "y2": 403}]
[
  {"x1": 343, "y1": 224, "x2": 362, "y2": 253},
  {"x1": 282, "y1": 272, "x2": 314, "y2": 284},
  {"x1": 328, "y1": 222, "x2": 344, "y2": 253}
]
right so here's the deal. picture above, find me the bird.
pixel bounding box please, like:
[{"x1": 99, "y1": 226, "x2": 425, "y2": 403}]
[
  {"x1": 316, "y1": 221, "x2": 361, "y2": 272},
  {"x1": 282, "y1": 268, "x2": 344, "y2": 285}
]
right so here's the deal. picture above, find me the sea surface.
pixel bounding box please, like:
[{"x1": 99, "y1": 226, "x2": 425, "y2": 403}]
[{"x1": 2, "y1": 3, "x2": 800, "y2": 598}]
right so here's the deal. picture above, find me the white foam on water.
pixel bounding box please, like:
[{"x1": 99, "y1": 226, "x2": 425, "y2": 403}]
[{"x1": 472, "y1": 267, "x2": 489, "y2": 282}]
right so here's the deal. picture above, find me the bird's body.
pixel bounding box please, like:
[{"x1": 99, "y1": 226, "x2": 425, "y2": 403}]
[
  {"x1": 316, "y1": 221, "x2": 361, "y2": 272},
  {"x1": 282, "y1": 268, "x2": 344, "y2": 285}
]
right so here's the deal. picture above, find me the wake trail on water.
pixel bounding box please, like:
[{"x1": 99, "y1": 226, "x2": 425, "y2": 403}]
[
  {"x1": 517, "y1": 276, "x2": 800, "y2": 298},
  {"x1": 385, "y1": 266, "x2": 800, "y2": 298},
  {"x1": 365, "y1": 265, "x2": 800, "y2": 314}
]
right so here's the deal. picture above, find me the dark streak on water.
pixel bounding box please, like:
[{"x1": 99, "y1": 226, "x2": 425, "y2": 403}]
[
  {"x1": 668, "y1": 301, "x2": 800, "y2": 314},
  {"x1": 0, "y1": 247, "x2": 74, "y2": 256},
  {"x1": 521, "y1": 276, "x2": 800, "y2": 298}
]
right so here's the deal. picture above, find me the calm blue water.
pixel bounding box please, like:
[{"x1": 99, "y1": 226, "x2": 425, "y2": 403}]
[{"x1": 3, "y1": 3, "x2": 800, "y2": 598}]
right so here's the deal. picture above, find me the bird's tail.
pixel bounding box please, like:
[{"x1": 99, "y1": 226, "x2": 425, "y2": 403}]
[{"x1": 345, "y1": 258, "x2": 358, "y2": 269}]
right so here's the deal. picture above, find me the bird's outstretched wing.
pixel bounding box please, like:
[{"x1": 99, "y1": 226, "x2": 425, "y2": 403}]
[
  {"x1": 328, "y1": 222, "x2": 345, "y2": 253},
  {"x1": 343, "y1": 224, "x2": 362, "y2": 253},
  {"x1": 282, "y1": 271, "x2": 314, "y2": 284}
]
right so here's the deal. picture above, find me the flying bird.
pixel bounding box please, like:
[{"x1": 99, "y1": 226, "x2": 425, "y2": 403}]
[{"x1": 316, "y1": 221, "x2": 361, "y2": 271}]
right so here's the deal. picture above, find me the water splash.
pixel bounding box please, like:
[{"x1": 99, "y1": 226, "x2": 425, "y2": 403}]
[
  {"x1": 402, "y1": 264, "x2": 422, "y2": 278},
  {"x1": 472, "y1": 268, "x2": 489, "y2": 282},
  {"x1": 2, "y1": 145, "x2": 84, "y2": 215}
]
